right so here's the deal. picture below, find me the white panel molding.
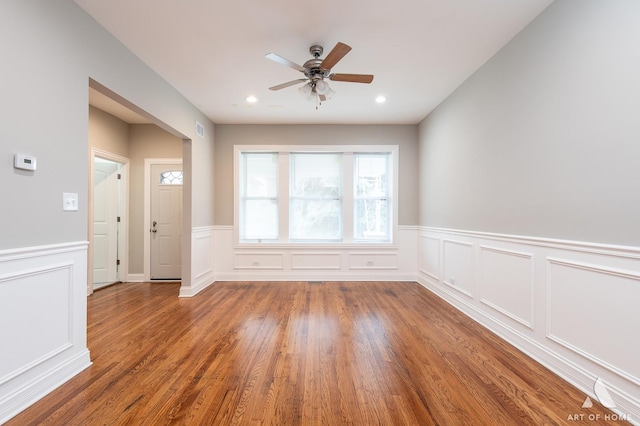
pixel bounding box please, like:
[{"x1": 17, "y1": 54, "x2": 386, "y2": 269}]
[
  {"x1": 348, "y1": 252, "x2": 398, "y2": 270},
  {"x1": 0, "y1": 262, "x2": 74, "y2": 384},
  {"x1": 424, "y1": 227, "x2": 640, "y2": 260},
  {"x1": 0, "y1": 242, "x2": 91, "y2": 424},
  {"x1": 418, "y1": 227, "x2": 640, "y2": 421},
  {"x1": 0, "y1": 242, "x2": 89, "y2": 262},
  {"x1": 233, "y1": 252, "x2": 285, "y2": 270},
  {"x1": 291, "y1": 252, "x2": 341, "y2": 270},
  {"x1": 442, "y1": 239, "x2": 474, "y2": 298},
  {"x1": 179, "y1": 226, "x2": 215, "y2": 298},
  {"x1": 479, "y1": 245, "x2": 534, "y2": 329},
  {"x1": 546, "y1": 257, "x2": 640, "y2": 387},
  {"x1": 418, "y1": 235, "x2": 440, "y2": 280},
  {"x1": 213, "y1": 226, "x2": 415, "y2": 282}
]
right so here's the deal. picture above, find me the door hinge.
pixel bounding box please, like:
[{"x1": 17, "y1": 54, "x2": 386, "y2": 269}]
[
  {"x1": 117, "y1": 216, "x2": 121, "y2": 222},
  {"x1": 116, "y1": 259, "x2": 120, "y2": 266},
  {"x1": 117, "y1": 173, "x2": 122, "y2": 180}
]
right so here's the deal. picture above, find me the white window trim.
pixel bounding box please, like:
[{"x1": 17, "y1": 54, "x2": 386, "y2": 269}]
[{"x1": 234, "y1": 145, "x2": 399, "y2": 249}]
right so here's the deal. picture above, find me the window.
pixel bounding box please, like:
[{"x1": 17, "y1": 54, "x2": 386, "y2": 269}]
[
  {"x1": 239, "y1": 153, "x2": 279, "y2": 241},
  {"x1": 159, "y1": 170, "x2": 183, "y2": 185},
  {"x1": 290, "y1": 153, "x2": 342, "y2": 241},
  {"x1": 236, "y1": 145, "x2": 397, "y2": 245},
  {"x1": 354, "y1": 153, "x2": 390, "y2": 241}
]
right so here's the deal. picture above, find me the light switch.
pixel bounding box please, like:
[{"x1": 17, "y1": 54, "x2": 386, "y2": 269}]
[{"x1": 63, "y1": 192, "x2": 78, "y2": 211}]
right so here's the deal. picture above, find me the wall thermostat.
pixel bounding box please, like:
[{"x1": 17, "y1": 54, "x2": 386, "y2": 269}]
[{"x1": 14, "y1": 154, "x2": 37, "y2": 171}]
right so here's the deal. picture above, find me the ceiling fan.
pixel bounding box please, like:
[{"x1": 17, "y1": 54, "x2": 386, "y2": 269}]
[{"x1": 266, "y1": 42, "x2": 374, "y2": 105}]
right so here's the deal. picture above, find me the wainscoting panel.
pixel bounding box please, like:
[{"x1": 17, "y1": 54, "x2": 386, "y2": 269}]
[
  {"x1": 348, "y1": 252, "x2": 398, "y2": 270},
  {"x1": 213, "y1": 226, "x2": 417, "y2": 282},
  {"x1": 419, "y1": 235, "x2": 440, "y2": 280},
  {"x1": 234, "y1": 252, "x2": 285, "y2": 270},
  {"x1": 291, "y1": 252, "x2": 341, "y2": 270},
  {"x1": 180, "y1": 227, "x2": 215, "y2": 298},
  {"x1": 547, "y1": 257, "x2": 640, "y2": 384},
  {"x1": 0, "y1": 264, "x2": 72, "y2": 381},
  {"x1": 417, "y1": 227, "x2": 640, "y2": 421},
  {"x1": 0, "y1": 242, "x2": 91, "y2": 424},
  {"x1": 442, "y1": 239, "x2": 474, "y2": 297},
  {"x1": 479, "y1": 246, "x2": 534, "y2": 329}
]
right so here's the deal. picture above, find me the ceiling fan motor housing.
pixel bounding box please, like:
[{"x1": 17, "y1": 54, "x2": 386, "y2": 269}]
[
  {"x1": 309, "y1": 45, "x2": 323, "y2": 58},
  {"x1": 304, "y1": 45, "x2": 331, "y2": 81}
]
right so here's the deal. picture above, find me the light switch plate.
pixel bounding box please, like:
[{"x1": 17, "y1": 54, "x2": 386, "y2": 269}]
[{"x1": 63, "y1": 192, "x2": 78, "y2": 211}]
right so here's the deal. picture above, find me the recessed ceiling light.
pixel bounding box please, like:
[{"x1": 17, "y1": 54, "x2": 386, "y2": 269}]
[
  {"x1": 246, "y1": 95, "x2": 258, "y2": 103},
  {"x1": 375, "y1": 95, "x2": 386, "y2": 104}
]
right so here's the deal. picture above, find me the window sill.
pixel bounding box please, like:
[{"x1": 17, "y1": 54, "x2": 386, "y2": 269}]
[{"x1": 234, "y1": 241, "x2": 398, "y2": 250}]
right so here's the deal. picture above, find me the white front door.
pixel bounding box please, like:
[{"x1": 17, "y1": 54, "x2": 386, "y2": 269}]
[
  {"x1": 93, "y1": 158, "x2": 121, "y2": 288},
  {"x1": 150, "y1": 163, "x2": 183, "y2": 280}
]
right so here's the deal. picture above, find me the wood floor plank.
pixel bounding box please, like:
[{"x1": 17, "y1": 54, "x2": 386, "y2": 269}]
[{"x1": 6, "y1": 281, "x2": 626, "y2": 425}]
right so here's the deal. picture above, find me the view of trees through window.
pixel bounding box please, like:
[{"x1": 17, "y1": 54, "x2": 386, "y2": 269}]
[
  {"x1": 354, "y1": 154, "x2": 389, "y2": 241},
  {"x1": 290, "y1": 153, "x2": 342, "y2": 241}
]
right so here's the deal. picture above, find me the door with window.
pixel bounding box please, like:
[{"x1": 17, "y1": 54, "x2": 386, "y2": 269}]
[{"x1": 150, "y1": 164, "x2": 183, "y2": 280}]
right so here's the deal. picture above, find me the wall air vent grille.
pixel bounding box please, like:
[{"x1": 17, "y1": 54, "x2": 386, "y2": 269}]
[{"x1": 195, "y1": 120, "x2": 205, "y2": 138}]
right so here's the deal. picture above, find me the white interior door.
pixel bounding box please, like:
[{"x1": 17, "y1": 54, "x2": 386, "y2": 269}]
[
  {"x1": 93, "y1": 158, "x2": 121, "y2": 288},
  {"x1": 150, "y1": 163, "x2": 183, "y2": 280}
]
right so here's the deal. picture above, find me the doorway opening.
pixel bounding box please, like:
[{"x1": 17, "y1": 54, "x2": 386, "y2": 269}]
[{"x1": 87, "y1": 78, "x2": 190, "y2": 292}]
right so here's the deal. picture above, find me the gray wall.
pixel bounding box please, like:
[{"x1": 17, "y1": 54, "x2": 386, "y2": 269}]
[
  {"x1": 418, "y1": 0, "x2": 640, "y2": 246},
  {"x1": 88, "y1": 106, "x2": 130, "y2": 158},
  {"x1": 214, "y1": 124, "x2": 419, "y2": 226},
  {"x1": 0, "y1": 0, "x2": 215, "y2": 251}
]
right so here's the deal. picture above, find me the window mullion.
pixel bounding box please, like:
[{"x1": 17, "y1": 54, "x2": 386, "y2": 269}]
[
  {"x1": 343, "y1": 152, "x2": 354, "y2": 243},
  {"x1": 279, "y1": 152, "x2": 289, "y2": 243}
]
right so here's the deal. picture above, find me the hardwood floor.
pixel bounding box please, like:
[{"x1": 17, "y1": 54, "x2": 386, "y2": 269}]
[{"x1": 8, "y1": 281, "x2": 622, "y2": 425}]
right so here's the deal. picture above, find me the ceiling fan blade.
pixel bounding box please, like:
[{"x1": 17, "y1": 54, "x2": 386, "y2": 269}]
[
  {"x1": 265, "y1": 53, "x2": 306, "y2": 72},
  {"x1": 329, "y1": 73, "x2": 374, "y2": 84},
  {"x1": 321, "y1": 42, "x2": 352, "y2": 70},
  {"x1": 268, "y1": 79, "x2": 307, "y2": 91}
]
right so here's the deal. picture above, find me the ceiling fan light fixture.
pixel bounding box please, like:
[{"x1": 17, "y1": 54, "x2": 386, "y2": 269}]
[
  {"x1": 324, "y1": 87, "x2": 336, "y2": 100},
  {"x1": 315, "y1": 79, "x2": 330, "y2": 95},
  {"x1": 298, "y1": 83, "x2": 312, "y2": 96}
]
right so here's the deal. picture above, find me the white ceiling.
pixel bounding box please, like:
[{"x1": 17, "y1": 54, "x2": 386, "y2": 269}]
[{"x1": 77, "y1": 0, "x2": 553, "y2": 125}]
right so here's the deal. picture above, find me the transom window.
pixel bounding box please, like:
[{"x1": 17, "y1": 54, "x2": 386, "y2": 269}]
[
  {"x1": 159, "y1": 170, "x2": 183, "y2": 185},
  {"x1": 236, "y1": 145, "x2": 397, "y2": 245}
]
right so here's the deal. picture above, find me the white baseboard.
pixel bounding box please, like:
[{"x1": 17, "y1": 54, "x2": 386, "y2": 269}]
[{"x1": 126, "y1": 273, "x2": 145, "y2": 282}]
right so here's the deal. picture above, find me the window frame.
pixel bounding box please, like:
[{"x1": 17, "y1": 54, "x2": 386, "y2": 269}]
[{"x1": 234, "y1": 145, "x2": 398, "y2": 248}]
